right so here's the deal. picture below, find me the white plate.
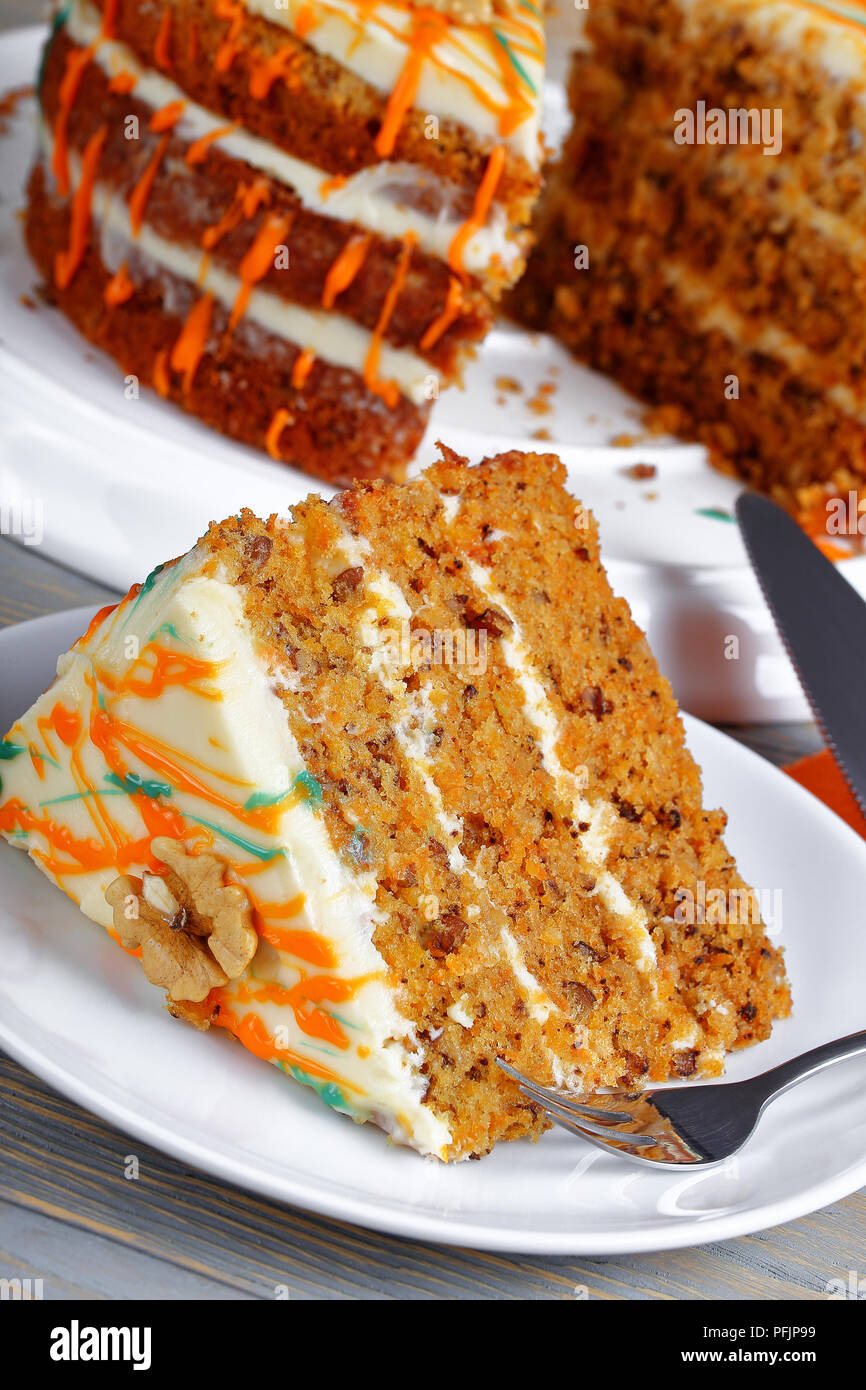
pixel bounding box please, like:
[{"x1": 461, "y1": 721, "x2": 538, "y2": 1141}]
[
  {"x1": 2, "y1": 24, "x2": 866, "y2": 724},
  {"x1": 1, "y1": 605, "x2": 865, "y2": 1255}
]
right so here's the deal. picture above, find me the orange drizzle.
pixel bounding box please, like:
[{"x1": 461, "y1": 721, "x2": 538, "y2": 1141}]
[
  {"x1": 248, "y1": 45, "x2": 301, "y2": 99},
  {"x1": 170, "y1": 293, "x2": 214, "y2": 393},
  {"x1": 256, "y1": 924, "x2": 335, "y2": 967},
  {"x1": 104, "y1": 262, "x2": 135, "y2": 307},
  {"x1": 419, "y1": 274, "x2": 462, "y2": 351},
  {"x1": 363, "y1": 232, "x2": 415, "y2": 408},
  {"x1": 228, "y1": 213, "x2": 292, "y2": 330},
  {"x1": 202, "y1": 178, "x2": 271, "y2": 250},
  {"x1": 214, "y1": 0, "x2": 246, "y2": 74},
  {"x1": 294, "y1": 4, "x2": 318, "y2": 39},
  {"x1": 52, "y1": 42, "x2": 98, "y2": 198},
  {"x1": 252, "y1": 892, "x2": 306, "y2": 920},
  {"x1": 87, "y1": 703, "x2": 301, "y2": 839},
  {"x1": 153, "y1": 347, "x2": 170, "y2": 397},
  {"x1": 291, "y1": 349, "x2": 315, "y2": 389},
  {"x1": 128, "y1": 132, "x2": 170, "y2": 236},
  {"x1": 54, "y1": 125, "x2": 107, "y2": 291},
  {"x1": 215, "y1": 1007, "x2": 362, "y2": 1091},
  {"x1": 101, "y1": 0, "x2": 119, "y2": 39},
  {"x1": 111, "y1": 645, "x2": 222, "y2": 702},
  {"x1": 374, "y1": 8, "x2": 447, "y2": 158},
  {"x1": 321, "y1": 233, "x2": 371, "y2": 310},
  {"x1": 265, "y1": 407, "x2": 292, "y2": 459},
  {"x1": 149, "y1": 99, "x2": 186, "y2": 132},
  {"x1": 187, "y1": 19, "x2": 199, "y2": 63},
  {"x1": 319, "y1": 173, "x2": 347, "y2": 199},
  {"x1": 185, "y1": 123, "x2": 237, "y2": 166},
  {"x1": 51, "y1": 704, "x2": 82, "y2": 748},
  {"x1": 448, "y1": 144, "x2": 505, "y2": 275},
  {"x1": 76, "y1": 602, "x2": 120, "y2": 649},
  {"x1": 107, "y1": 70, "x2": 137, "y2": 95},
  {"x1": 234, "y1": 972, "x2": 377, "y2": 1050},
  {"x1": 154, "y1": 6, "x2": 172, "y2": 70}
]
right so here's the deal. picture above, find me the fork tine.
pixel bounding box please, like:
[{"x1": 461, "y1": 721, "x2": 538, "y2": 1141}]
[
  {"x1": 516, "y1": 1084, "x2": 634, "y2": 1131},
  {"x1": 497, "y1": 1058, "x2": 636, "y2": 1124},
  {"x1": 547, "y1": 1111, "x2": 662, "y2": 1149}
]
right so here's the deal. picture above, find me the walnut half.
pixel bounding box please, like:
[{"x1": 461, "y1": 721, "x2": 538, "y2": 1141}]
[{"x1": 104, "y1": 839, "x2": 258, "y2": 1004}]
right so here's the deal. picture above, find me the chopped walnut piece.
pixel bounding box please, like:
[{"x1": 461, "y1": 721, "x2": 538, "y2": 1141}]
[
  {"x1": 464, "y1": 605, "x2": 512, "y2": 638},
  {"x1": 104, "y1": 874, "x2": 228, "y2": 1003},
  {"x1": 673, "y1": 1048, "x2": 699, "y2": 1077},
  {"x1": 331, "y1": 565, "x2": 363, "y2": 602},
  {"x1": 150, "y1": 838, "x2": 258, "y2": 979},
  {"x1": 104, "y1": 840, "x2": 258, "y2": 1004}
]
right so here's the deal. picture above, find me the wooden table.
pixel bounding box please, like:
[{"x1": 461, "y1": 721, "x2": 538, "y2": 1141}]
[{"x1": 0, "y1": 535, "x2": 863, "y2": 1300}]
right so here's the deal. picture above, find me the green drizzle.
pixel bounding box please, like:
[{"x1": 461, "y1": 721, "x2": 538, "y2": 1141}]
[
  {"x1": 243, "y1": 773, "x2": 323, "y2": 812},
  {"x1": 695, "y1": 507, "x2": 735, "y2": 523},
  {"x1": 39, "y1": 788, "x2": 126, "y2": 807},
  {"x1": 38, "y1": 3, "x2": 70, "y2": 97},
  {"x1": 492, "y1": 29, "x2": 536, "y2": 93},
  {"x1": 291, "y1": 770, "x2": 323, "y2": 810},
  {"x1": 148, "y1": 622, "x2": 185, "y2": 646},
  {"x1": 105, "y1": 771, "x2": 173, "y2": 800},
  {"x1": 809, "y1": 1, "x2": 866, "y2": 29},
  {"x1": 123, "y1": 563, "x2": 166, "y2": 626},
  {"x1": 286, "y1": 1065, "x2": 352, "y2": 1114},
  {"x1": 243, "y1": 788, "x2": 293, "y2": 811},
  {"x1": 181, "y1": 811, "x2": 285, "y2": 862},
  {"x1": 0, "y1": 740, "x2": 58, "y2": 769}
]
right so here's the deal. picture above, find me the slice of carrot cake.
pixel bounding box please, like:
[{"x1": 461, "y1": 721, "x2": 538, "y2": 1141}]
[
  {"x1": 0, "y1": 447, "x2": 790, "y2": 1158},
  {"x1": 511, "y1": 0, "x2": 866, "y2": 513},
  {"x1": 28, "y1": 0, "x2": 544, "y2": 484}
]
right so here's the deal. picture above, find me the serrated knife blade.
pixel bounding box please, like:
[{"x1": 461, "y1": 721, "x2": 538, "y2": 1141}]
[{"x1": 736, "y1": 491, "x2": 866, "y2": 818}]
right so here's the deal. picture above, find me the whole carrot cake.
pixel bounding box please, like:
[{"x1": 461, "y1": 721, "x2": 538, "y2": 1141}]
[
  {"x1": 511, "y1": 0, "x2": 866, "y2": 512},
  {"x1": 28, "y1": 0, "x2": 544, "y2": 484},
  {"x1": 0, "y1": 447, "x2": 790, "y2": 1158}
]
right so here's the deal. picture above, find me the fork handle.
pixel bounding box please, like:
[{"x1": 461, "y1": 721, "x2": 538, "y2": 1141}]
[{"x1": 749, "y1": 1028, "x2": 866, "y2": 1106}]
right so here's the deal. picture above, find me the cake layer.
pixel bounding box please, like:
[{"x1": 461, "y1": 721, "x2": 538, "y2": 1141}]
[
  {"x1": 41, "y1": 25, "x2": 492, "y2": 380},
  {"x1": 27, "y1": 162, "x2": 429, "y2": 483},
  {"x1": 87, "y1": 0, "x2": 542, "y2": 255}
]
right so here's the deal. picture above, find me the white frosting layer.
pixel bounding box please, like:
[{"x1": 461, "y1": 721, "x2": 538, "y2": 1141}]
[
  {"x1": 239, "y1": 0, "x2": 545, "y2": 163},
  {"x1": 40, "y1": 123, "x2": 433, "y2": 405},
  {"x1": 65, "y1": 0, "x2": 521, "y2": 274},
  {"x1": 0, "y1": 553, "x2": 451, "y2": 1156}
]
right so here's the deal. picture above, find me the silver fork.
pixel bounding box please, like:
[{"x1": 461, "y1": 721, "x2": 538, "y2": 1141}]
[{"x1": 498, "y1": 1029, "x2": 866, "y2": 1168}]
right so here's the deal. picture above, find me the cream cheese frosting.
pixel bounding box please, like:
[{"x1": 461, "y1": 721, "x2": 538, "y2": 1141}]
[{"x1": 0, "y1": 552, "x2": 452, "y2": 1156}]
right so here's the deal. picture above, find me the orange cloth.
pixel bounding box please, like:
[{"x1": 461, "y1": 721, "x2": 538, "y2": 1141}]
[{"x1": 785, "y1": 750, "x2": 866, "y2": 840}]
